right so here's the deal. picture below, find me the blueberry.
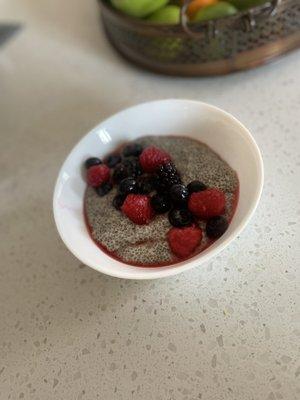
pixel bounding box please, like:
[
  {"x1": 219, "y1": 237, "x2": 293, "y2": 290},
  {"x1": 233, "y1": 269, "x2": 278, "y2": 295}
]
[
  {"x1": 113, "y1": 194, "x2": 126, "y2": 210},
  {"x1": 170, "y1": 184, "x2": 189, "y2": 205},
  {"x1": 151, "y1": 194, "x2": 171, "y2": 214},
  {"x1": 123, "y1": 143, "x2": 143, "y2": 157},
  {"x1": 206, "y1": 216, "x2": 228, "y2": 239},
  {"x1": 119, "y1": 177, "x2": 137, "y2": 195},
  {"x1": 137, "y1": 176, "x2": 155, "y2": 194},
  {"x1": 85, "y1": 157, "x2": 102, "y2": 169},
  {"x1": 113, "y1": 164, "x2": 131, "y2": 183},
  {"x1": 96, "y1": 182, "x2": 112, "y2": 197},
  {"x1": 168, "y1": 209, "x2": 193, "y2": 228},
  {"x1": 105, "y1": 154, "x2": 121, "y2": 168},
  {"x1": 187, "y1": 180, "x2": 207, "y2": 193}
]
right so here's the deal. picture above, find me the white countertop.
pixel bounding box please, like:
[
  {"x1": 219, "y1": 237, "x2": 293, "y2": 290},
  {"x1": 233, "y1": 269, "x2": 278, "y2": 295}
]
[{"x1": 1, "y1": 1, "x2": 300, "y2": 399}]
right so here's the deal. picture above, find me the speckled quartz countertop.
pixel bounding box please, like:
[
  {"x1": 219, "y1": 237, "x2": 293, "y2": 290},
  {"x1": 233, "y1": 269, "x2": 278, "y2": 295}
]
[{"x1": 0, "y1": 1, "x2": 299, "y2": 399}]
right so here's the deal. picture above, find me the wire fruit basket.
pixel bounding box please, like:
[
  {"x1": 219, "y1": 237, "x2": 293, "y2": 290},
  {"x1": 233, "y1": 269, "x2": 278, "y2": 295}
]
[{"x1": 98, "y1": 0, "x2": 300, "y2": 76}]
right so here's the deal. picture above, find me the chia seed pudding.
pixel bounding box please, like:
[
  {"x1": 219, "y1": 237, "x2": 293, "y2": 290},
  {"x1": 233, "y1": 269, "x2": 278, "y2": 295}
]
[{"x1": 84, "y1": 136, "x2": 239, "y2": 266}]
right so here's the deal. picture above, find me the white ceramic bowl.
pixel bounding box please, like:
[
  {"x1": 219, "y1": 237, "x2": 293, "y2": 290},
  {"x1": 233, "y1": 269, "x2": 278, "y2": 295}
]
[{"x1": 53, "y1": 99, "x2": 263, "y2": 280}]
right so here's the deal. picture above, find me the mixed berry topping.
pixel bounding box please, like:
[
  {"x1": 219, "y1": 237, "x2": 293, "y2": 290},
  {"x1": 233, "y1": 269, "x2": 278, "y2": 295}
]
[{"x1": 84, "y1": 141, "x2": 229, "y2": 260}]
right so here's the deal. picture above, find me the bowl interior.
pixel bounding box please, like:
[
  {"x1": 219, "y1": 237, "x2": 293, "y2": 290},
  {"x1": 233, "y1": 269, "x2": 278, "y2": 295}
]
[{"x1": 53, "y1": 100, "x2": 263, "y2": 279}]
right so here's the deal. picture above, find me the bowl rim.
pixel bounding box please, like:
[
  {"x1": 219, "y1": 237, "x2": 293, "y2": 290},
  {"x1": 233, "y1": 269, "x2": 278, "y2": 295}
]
[{"x1": 53, "y1": 99, "x2": 264, "y2": 280}]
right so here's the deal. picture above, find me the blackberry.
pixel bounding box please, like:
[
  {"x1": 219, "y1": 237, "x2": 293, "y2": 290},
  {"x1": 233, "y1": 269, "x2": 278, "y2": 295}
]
[
  {"x1": 123, "y1": 158, "x2": 142, "y2": 177},
  {"x1": 206, "y1": 216, "x2": 228, "y2": 239},
  {"x1": 156, "y1": 162, "x2": 181, "y2": 192},
  {"x1": 168, "y1": 209, "x2": 193, "y2": 228}
]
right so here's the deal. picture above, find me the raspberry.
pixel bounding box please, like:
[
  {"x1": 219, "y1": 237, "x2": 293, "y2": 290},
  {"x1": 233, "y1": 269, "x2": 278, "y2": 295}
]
[
  {"x1": 167, "y1": 225, "x2": 202, "y2": 258},
  {"x1": 87, "y1": 164, "x2": 110, "y2": 187},
  {"x1": 139, "y1": 146, "x2": 171, "y2": 173},
  {"x1": 188, "y1": 188, "x2": 225, "y2": 219},
  {"x1": 121, "y1": 194, "x2": 154, "y2": 225}
]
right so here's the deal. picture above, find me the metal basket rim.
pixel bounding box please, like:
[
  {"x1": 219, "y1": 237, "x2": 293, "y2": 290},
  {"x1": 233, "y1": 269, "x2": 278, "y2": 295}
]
[{"x1": 98, "y1": 0, "x2": 286, "y2": 31}]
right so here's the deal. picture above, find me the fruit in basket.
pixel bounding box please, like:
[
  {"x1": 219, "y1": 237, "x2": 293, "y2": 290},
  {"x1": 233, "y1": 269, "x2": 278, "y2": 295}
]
[
  {"x1": 228, "y1": 0, "x2": 269, "y2": 11},
  {"x1": 192, "y1": 1, "x2": 237, "y2": 21},
  {"x1": 186, "y1": 0, "x2": 218, "y2": 18},
  {"x1": 111, "y1": 0, "x2": 169, "y2": 18},
  {"x1": 147, "y1": 5, "x2": 181, "y2": 24}
]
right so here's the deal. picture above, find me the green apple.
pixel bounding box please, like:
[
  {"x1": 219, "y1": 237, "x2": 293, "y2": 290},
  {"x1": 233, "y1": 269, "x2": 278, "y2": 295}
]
[
  {"x1": 147, "y1": 5, "x2": 181, "y2": 24},
  {"x1": 192, "y1": 2, "x2": 237, "y2": 22},
  {"x1": 228, "y1": 0, "x2": 269, "y2": 11},
  {"x1": 146, "y1": 5, "x2": 181, "y2": 60},
  {"x1": 111, "y1": 0, "x2": 169, "y2": 18}
]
